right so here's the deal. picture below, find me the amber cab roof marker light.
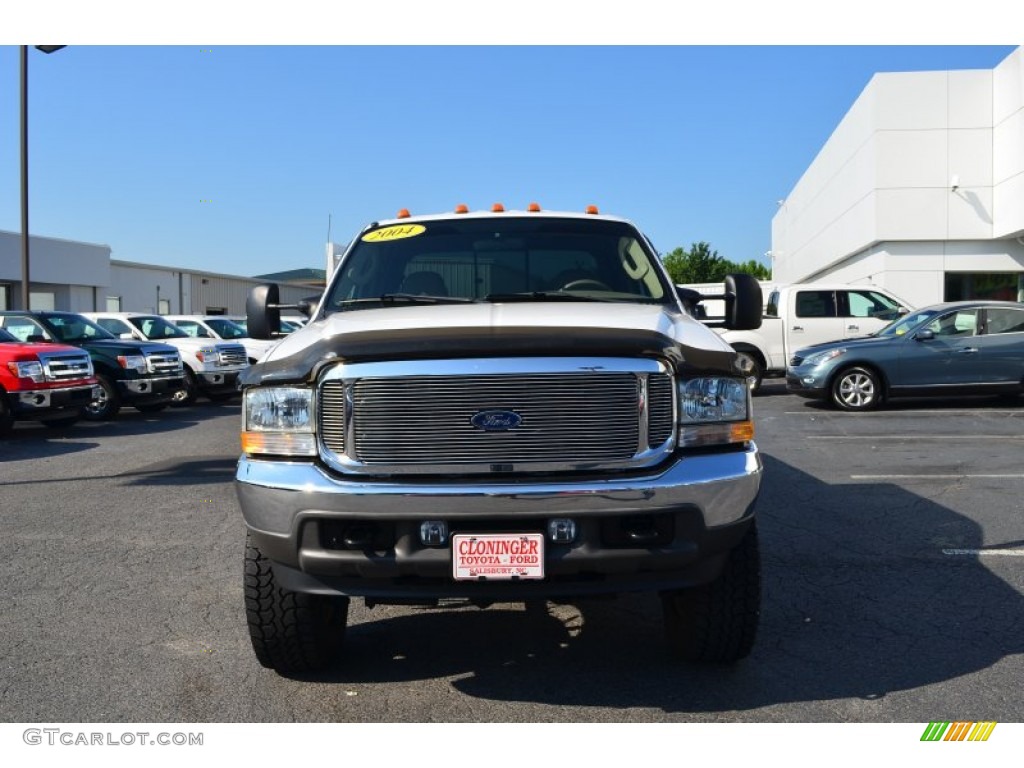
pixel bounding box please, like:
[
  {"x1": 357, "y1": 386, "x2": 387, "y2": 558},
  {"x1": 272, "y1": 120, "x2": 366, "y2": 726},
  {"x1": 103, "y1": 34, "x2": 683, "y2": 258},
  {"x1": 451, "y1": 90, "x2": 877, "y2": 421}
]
[
  {"x1": 491, "y1": 203, "x2": 505, "y2": 213},
  {"x1": 396, "y1": 208, "x2": 411, "y2": 219},
  {"x1": 454, "y1": 204, "x2": 469, "y2": 214},
  {"x1": 527, "y1": 202, "x2": 541, "y2": 212},
  {"x1": 585, "y1": 205, "x2": 600, "y2": 215}
]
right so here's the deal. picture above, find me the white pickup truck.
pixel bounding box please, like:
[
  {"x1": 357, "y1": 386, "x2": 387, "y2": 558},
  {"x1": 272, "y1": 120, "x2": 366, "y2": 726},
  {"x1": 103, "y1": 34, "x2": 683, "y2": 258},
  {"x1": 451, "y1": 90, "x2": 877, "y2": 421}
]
[
  {"x1": 717, "y1": 283, "x2": 912, "y2": 391},
  {"x1": 84, "y1": 312, "x2": 248, "y2": 405},
  {"x1": 236, "y1": 205, "x2": 765, "y2": 674}
]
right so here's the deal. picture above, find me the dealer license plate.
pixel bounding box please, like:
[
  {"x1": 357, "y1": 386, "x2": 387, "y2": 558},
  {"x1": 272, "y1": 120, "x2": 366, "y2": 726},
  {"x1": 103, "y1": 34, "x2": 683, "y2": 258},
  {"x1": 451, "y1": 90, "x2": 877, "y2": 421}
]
[{"x1": 452, "y1": 533, "x2": 545, "y2": 581}]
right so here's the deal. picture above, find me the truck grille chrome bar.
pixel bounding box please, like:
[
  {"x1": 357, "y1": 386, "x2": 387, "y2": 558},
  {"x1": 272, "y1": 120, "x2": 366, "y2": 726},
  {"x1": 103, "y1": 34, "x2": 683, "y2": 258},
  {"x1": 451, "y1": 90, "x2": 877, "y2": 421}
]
[
  {"x1": 317, "y1": 357, "x2": 675, "y2": 475},
  {"x1": 39, "y1": 352, "x2": 93, "y2": 382}
]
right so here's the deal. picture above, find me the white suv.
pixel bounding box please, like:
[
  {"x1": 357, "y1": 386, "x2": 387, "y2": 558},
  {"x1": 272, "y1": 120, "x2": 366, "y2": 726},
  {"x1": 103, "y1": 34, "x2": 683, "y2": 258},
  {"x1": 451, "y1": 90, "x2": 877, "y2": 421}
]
[
  {"x1": 83, "y1": 312, "x2": 248, "y2": 405},
  {"x1": 165, "y1": 315, "x2": 278, "y2": 364}
]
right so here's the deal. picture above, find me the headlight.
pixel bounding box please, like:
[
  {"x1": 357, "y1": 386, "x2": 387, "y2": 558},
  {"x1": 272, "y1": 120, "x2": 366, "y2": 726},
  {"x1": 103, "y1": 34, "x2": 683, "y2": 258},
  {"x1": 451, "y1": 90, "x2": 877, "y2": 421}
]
[
  {"x1": 8, "y1": 360, "x2": 45, "y2": 383},
  {"x1": 802, "y1": 348, "x2": 846, "y2": 367},
  {"x1": 196, "y1": 347, "x2": 221, "y2": 364},
  {"x1": 677, "y1": 377, "x2": 753, "y2": 448},
  {"x1": 116, "y1": 354, "x2": 147, "y2": 373},
  {"x1": 241, "y1": 386, "x2": 315, "y2": 456}
]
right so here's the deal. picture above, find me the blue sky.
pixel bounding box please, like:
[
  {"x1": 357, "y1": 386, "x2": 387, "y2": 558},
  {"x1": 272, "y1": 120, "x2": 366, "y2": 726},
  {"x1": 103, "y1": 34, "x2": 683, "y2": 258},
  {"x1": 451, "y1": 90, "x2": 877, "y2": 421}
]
[{"x1": 0, "y1": 43, "x2": 1017, "y2": 278}]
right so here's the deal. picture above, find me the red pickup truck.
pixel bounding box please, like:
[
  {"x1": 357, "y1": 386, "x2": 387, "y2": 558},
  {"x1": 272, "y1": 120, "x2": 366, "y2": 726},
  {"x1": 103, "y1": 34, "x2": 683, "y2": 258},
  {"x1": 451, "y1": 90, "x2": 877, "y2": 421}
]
[{"x1": 0, "y1": 327, "x2": 99, "y2": 433}]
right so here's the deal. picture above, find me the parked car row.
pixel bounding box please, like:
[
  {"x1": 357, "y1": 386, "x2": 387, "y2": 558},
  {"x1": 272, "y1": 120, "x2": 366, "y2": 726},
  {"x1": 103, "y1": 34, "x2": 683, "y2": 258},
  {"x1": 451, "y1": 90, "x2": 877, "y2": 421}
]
[{"x1": 0, "y1": 311, "x2": 280, "y2": 434}]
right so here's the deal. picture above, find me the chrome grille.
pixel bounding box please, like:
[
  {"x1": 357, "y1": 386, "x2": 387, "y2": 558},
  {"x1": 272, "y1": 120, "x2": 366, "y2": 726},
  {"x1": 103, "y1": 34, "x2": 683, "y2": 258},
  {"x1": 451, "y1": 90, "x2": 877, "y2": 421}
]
[
  {"x1": 40, "y1": 352, "x2": 92, "y2": 382},
  {"x1": 146, "y1": 352, "x2": 182, "y2": 374},
  {"x1": 320, "y1": 380, "x2": 346, "y2": 454},
  {"x1": 217, "y1": 345, "x2": 247, "y2": 367},
  {"x1": 317, "y1": 358, "x2": 676, "y2": 474},
  {"x1": 647, "y1": 373, "x2": 674, "y2": 447}
]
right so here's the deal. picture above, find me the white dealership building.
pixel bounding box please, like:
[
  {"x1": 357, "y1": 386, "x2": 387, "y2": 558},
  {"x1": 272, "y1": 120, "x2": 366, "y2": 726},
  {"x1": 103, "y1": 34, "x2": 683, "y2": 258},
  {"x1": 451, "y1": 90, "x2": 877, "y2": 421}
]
[{"x1": 771, "y1": 46, "x2": 1024, "y2": 308}]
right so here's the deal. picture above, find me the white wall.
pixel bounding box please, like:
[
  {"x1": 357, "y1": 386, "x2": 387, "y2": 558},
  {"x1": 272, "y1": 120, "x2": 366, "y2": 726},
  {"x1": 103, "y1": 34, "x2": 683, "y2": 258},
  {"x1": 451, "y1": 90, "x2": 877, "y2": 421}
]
[
  {"x1": 0, "y1": 231, "x2": 110, "y2": 309},
  {"x1": 772, "y1": 47, "x2": 1024, "y2": 305}
]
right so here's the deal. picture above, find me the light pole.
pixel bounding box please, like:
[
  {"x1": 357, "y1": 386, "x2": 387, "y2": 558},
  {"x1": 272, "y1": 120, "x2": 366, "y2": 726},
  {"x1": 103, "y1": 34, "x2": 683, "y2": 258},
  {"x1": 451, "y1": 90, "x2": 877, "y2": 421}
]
[{"x1": 19, "y1": 44, "x2": 66, "y2": 311}]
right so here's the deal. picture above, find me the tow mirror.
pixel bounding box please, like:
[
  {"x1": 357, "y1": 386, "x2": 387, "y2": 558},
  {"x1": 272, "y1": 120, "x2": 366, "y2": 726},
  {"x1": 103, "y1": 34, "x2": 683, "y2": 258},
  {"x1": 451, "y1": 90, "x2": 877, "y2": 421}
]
[
  {"x1": 677, "y1": 274, "x2": 762, "y2": 330},
  {"x1": 246, "y1": 284, "x2": 281, "y2": 340}
]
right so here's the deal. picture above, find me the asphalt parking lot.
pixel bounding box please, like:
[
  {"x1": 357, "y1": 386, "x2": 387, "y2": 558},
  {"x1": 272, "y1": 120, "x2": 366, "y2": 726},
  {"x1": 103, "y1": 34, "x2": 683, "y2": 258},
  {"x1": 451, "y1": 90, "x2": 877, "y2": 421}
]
[{"x1": 2, "y1": 386, "x2": 1022, "y2": 723}]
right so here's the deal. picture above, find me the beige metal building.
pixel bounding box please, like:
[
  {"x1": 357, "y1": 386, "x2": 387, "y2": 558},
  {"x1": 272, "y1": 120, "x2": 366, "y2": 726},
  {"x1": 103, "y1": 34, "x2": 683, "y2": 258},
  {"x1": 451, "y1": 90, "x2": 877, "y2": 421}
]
[{"x1": 0, "y1": 229, "x2": 320, "y2": 315}]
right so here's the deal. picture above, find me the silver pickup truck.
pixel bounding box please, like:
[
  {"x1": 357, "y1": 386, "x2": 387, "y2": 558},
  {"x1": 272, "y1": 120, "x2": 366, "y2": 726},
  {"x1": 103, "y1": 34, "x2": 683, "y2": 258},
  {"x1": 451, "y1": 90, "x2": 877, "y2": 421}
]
[{"x1": 237, "y1": 206, "x2": 764, "y2": 674}]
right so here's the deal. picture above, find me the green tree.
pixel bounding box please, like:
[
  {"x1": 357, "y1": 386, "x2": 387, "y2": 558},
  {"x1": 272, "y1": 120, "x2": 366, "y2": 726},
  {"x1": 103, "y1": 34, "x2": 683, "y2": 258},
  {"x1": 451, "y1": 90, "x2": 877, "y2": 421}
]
[{"x1": 661, "y1": 242, "x2": 771, "y2": 283}]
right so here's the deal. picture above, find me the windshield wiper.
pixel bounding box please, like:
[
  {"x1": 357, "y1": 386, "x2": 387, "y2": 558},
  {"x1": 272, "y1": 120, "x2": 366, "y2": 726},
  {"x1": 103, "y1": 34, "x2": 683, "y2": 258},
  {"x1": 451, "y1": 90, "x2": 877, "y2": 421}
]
[
  {"x1": 483, "y1": 291, "x2": 609, "y2": 303},
  {"x1": 484, "y1": 291, "x2": 663, "y2": 304},
  {"x1": 335, "y1": 294, "x2": 478, "y2": 310}
]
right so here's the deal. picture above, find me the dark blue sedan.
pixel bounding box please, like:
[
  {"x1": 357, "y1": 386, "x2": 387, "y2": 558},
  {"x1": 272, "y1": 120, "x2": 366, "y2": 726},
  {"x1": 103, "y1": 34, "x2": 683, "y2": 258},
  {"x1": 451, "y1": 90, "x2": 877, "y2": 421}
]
[{"x1": 786, "y1": 300, "x2": 1024, "y2": 410}]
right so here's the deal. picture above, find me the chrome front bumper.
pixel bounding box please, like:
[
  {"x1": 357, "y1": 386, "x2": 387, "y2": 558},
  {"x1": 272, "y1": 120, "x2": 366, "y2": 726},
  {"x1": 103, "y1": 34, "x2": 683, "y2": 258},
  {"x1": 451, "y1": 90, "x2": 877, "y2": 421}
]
[{"x1": 236, "y1": 443, "x2": 761, "y2": 597}]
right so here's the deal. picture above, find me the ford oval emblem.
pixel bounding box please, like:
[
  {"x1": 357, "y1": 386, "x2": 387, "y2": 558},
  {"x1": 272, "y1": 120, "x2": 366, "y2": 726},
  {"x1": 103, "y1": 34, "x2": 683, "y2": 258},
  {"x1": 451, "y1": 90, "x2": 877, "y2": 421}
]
[{"x1": 471, "y1": 410, "x2": 522, "y2": 431}]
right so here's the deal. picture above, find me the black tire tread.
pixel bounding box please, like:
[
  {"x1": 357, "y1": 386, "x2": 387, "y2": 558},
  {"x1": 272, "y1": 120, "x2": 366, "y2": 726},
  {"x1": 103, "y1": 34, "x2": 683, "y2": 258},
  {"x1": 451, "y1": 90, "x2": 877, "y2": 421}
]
[
  {"x1": 83, "y1": 375, "x2": 121, "y2": 421},
  {"x1": 662, "y1": 522, "x2": 761, "y2": 663},
  {"x1": 243, "y1": 534, "x2": 347, "y2": 674}
]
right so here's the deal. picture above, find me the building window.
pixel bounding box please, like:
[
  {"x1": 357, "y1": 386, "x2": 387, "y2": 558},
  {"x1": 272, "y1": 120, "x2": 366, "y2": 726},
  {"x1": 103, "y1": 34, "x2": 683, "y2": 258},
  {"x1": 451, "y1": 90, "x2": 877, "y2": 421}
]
[
  {"x1": 30, "y1": 291, "x2": 56, "y2": 311},
  {"x1": 158, "y1": 298, "x2": 171, "y2": 314},
  {"x1": 106, "y1": 296, "x2": 122, "y2": 311},
  {"x1": 0, "y1": 284, "x2": 9, "y2": 310},
  {"x1": 205, "y1": 307, "x2": 227, "y2": 315},
  {"x1": 944, "y1": 273, "x2": 1022, "y2": 302}
]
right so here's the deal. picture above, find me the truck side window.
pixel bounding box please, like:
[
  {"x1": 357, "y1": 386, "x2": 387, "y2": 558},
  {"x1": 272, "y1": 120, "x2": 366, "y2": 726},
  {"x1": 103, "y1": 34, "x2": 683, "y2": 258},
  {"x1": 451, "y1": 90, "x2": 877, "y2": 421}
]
[
  {"x1": 844, "y1": 290, "x2": 900, "y2": 318},
  {"x1": 795, "y1": 291, "x2": 836, "y2": 318},
  {"x1": 765, "y1": 291, "x2": 780, "y2": 318}
]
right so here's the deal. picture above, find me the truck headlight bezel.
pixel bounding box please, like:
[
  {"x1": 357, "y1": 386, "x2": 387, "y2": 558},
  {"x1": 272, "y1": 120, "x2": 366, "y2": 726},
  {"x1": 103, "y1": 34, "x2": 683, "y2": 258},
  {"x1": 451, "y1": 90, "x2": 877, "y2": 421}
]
[
  {"x1": 8, "y1": 360, "x2": 45, "y2": 383},
  {"x1": 677, "y1": 376, "x2": 753, "y2": 448},
  {"x1": 117, "y1": 354, "x2": 147, "y2": 373},
  {"x1": 241, "y1": 386, "x2": 316, "y2": 456}
]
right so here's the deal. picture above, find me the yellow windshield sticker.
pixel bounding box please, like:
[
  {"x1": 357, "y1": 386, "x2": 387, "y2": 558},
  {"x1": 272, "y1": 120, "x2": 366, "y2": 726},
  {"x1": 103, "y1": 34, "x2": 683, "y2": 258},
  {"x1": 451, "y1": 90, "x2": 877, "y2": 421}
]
[{"x1": 361, "y1": 224, "x2": 426, "y2": 243}]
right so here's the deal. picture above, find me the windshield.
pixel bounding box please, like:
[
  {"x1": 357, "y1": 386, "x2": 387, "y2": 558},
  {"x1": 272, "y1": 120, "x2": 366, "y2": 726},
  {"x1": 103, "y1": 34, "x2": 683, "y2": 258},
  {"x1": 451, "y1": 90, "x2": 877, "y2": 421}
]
[
  {"x1": 874, "y1": 308, "x2": 941, "y2": 338},
  {"x1": 129, "y1": 315, "x2": 189, "y2": 340},
  {"x1": 206, "y1": 318, "x2": 247, "y2": 339},
  {"x1": 324, "y1": 216, "x2": 671, "y2": 311},
  {"x1": 44, "y1": 313, "x2": 117, "y2": 342}
]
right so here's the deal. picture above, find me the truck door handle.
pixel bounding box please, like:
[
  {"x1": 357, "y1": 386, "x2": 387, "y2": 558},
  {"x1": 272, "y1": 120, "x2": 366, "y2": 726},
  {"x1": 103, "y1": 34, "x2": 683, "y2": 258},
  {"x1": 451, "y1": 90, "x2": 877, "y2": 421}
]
[
  {"x1": 847, "y1": 324, "x2": 859, "y2": 331},
  {"x1": 792, "y1": 325, "x2": 804, "y2": 331},
  {"x1": 957, "y1": 347, "x2": 979, "y2": 354}
]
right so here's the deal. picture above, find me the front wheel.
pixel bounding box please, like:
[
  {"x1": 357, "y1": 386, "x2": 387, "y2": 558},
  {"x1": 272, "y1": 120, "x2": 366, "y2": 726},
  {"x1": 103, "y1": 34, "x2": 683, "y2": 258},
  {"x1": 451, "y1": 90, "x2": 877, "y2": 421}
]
[
  {"x1": 830, "y1": 366, "x2": 881, "y2": 411},
  {"x1": 244, "y1": 534, "x2": 348, "y2": 674},
  {"x1": 83, "y1": 376, "x2": 121, "y2": 421},
  {"x1": 661, "y1": 522, "x2": 761, "y2": 663},
  {"x1": 171, "y1": 369, "x2": 198, "y2": 407}
]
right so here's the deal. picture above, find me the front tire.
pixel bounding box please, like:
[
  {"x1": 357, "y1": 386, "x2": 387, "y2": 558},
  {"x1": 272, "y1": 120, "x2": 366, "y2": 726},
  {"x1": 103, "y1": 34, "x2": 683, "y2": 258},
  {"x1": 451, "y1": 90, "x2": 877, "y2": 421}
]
[
  {"x1": 661, "y1": 521, "x2": 761, "y2": 663},
  {"x1": 83, "y1": 376, "x2": 121, "y2": 421},
  {"x1": 830, "y1": 366, "x2": 881, "y2": 411},
  {"x1": 244, "y1": 534, "x2": 348, "y2": 674},
  {"x1": 171, "y1": 369, "x2": 198, "y2": 407}
]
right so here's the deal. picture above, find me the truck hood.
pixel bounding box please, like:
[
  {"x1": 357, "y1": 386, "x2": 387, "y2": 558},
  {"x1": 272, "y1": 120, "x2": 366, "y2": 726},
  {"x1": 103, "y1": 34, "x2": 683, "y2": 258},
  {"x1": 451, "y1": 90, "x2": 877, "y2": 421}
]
[
  {"x1": 247, "y1": 302, "x2": 739, "y2": 386},
  {"x1": 146, "y1": 337, "x2": 240, "y2": 353},
  {"x1": 75, "y1": 338, "x2": 181, "y2": 356}
]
